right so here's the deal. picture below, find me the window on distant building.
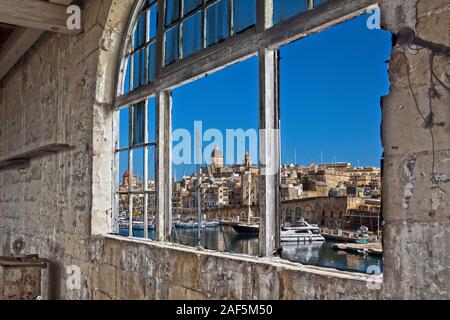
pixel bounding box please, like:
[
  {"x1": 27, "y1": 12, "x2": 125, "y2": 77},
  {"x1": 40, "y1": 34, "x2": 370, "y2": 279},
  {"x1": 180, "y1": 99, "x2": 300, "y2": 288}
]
[
  {"x1": 295, "y1": 207, "x2": 302, "y2": 223},
  {"x1": 286, "y1": 208, "x2": 293, "y2": 224}
]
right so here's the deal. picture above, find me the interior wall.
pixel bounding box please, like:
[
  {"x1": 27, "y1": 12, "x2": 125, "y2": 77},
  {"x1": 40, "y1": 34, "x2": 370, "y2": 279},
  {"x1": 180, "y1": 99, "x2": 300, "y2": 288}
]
[
  {"x1": 0, "y1": 0, "x2": 448, "y2": 300},
  {"x1": 0, "y1": 0, "x2": 121, "y2": 299}
]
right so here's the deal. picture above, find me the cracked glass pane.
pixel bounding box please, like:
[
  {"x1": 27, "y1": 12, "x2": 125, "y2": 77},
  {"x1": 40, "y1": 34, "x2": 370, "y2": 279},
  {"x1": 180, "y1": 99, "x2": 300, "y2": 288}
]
[
  {"x1": 165, "y1": 25, "x2": 180, "y2": 65},
  {"x1": 182, "y1": 11, "x2": 202, "y2": 58},
  {"x1": 132, "y1": 147, "x2": 145, "y2": 191},
  {"x1": 206, "y1": 0, "x2": 229, "y2": 47},
  {"x1": 147, "y1": 194, "x2": 157, "y2": 239},
  {"x1": 233, "y1": 0, "x2": 256, "y2": 34},
  {"x1": 148, "y1": 43, "x2": 156, "y2": 82},
  {"x1": 165, "y1": 0, "x2": 181, "y2": 26},
  {"x1": 123, "y1": 57, "x2": 131, "y2": 94},
  {"x1": 134, "y1": 13, "x2": 147, "y2": 49},
  {"x1": 133, "y1": 48, "x2": 146, "y2": 89},
  {"x1": 149, "y1": 4, "x2": 158, "y2": 40},
  {"x1": 314, "y1": 0, "x2": 330, "y2": 7},
  {"x1": 118, "y1": 151, "x2": 129, "y2": 191},
  {"x1": 119, "y1": 107, "x2": 130, "y2": 149},
  {"x1": 184, "y1": 0, "x2": 202, "y2": 15},
  {"x1": 274, "y1": 0, "x2": 308, "y2": 24},
  {"x1": 148, "y1": 98, "x2": 156, "y2": 143},
  {"x1": 132, "y1": 102, "x2": 145, "y2": 146},
  {"x1": 147, "y1": 146, "x2": 156, "y2": 191}
]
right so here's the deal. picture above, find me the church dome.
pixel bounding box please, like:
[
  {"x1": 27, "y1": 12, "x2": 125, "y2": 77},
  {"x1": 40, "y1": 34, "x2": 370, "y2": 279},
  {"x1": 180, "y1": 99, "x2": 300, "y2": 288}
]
[{"x1": 211, "y1": 145, "x2": 223, "y2": 158}]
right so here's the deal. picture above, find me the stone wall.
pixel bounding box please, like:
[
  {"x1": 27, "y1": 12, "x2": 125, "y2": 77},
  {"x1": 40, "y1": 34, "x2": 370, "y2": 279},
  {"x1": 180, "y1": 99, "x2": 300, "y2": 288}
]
[
  {"x1": 0, "y1": 0, "x2": 448, "y2": 300},
  {"x1": 380, "y1": 0, "x2": 450, "y2": 299},
  {"x1": 89, "y1": 236, "x2": 380, "y2": 300},
  {"x1": 0, "y1": 0, "x2": 112, "y2": 300}
]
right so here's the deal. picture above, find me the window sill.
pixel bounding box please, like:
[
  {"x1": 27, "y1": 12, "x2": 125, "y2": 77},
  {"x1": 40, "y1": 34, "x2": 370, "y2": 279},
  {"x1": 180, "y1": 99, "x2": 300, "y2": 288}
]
[{"x1": 101, "y1": 234, "x2": 383, "y2": 284}]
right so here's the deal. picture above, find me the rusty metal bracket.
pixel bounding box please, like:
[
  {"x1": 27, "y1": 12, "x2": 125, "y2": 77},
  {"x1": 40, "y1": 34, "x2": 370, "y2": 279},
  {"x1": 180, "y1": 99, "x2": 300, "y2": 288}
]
[{"x1": 394, "y1": 27, "x2": 450, "y2": 56}]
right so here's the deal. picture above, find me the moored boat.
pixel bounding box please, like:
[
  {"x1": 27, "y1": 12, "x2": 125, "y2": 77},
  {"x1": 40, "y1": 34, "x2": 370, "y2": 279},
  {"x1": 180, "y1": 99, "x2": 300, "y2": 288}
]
[
  {"x1": 232, "y1": 176, "x2": 260, "y2": 235},
  {"x1": 281, "y1": 219, "x2": 325, "y2": 243},
  {"x1": 322, "y1": 226, "x2": 372, "y2": 244},
  {"x1": 204, "y1": 220, "x2": 220, "y2": 228},
  {"x1": 175, "y1": 221, "x2": 198, "y2": 229},
  {"x1": 231, "y1": 223, "x2": 259, "y2": 235}
]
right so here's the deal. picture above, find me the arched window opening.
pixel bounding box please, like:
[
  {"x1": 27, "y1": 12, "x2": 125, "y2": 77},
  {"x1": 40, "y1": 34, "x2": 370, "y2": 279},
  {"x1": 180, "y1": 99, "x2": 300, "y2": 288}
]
[{"x1": 112, "y1": 0, "x2": 389, "y2": 276}]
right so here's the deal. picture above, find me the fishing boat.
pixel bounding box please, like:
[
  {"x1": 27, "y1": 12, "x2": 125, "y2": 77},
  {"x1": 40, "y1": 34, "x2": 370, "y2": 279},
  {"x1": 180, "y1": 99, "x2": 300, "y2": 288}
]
[
  {"x1": 281, "y1": 219, "x2": 325, "y2": 243},
  {"x1": 322, "y1": 226, "x2": 371, "y2": 244},
  {"x1": 355, "y1": 226, "x2": 370, "y2": 244}
]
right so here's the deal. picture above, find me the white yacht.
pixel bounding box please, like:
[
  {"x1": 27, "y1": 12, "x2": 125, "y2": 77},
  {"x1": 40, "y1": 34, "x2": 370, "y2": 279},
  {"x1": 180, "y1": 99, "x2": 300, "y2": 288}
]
[{"x1": 281, "y1": 219, "x2": 325, "y2": 243}]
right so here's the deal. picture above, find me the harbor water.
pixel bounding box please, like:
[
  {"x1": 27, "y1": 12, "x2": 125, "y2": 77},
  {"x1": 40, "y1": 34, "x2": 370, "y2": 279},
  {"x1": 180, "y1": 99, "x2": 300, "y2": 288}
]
[{"x1": 119, "y1": 225, "x2": 383, "y2": 274}]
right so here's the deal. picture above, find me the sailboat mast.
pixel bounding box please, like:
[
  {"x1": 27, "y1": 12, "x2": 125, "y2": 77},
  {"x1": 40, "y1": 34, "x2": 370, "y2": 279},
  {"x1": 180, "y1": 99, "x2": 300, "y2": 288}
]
[
  {"x1": 196, "y1": 132, "x2": 202, "y2": 246},
  {"x1": 247, "y1": 173, "x2": 251, "y2": 225}
]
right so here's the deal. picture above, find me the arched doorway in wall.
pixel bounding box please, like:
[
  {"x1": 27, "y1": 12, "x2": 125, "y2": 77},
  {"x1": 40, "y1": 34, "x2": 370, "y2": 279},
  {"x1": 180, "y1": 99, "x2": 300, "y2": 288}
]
[
  {"x1": 295, "y1": 207, "x2": 302, "y2": 224},
  {"x1": 286, "y1": 208, "x2": 293, "y2": 225},
  {"x1": 304, "y1": 205, "x2": 313, "y2": 223},
  {"x1": 91, "y1": 0, "x2": 138, "y2": 236}
]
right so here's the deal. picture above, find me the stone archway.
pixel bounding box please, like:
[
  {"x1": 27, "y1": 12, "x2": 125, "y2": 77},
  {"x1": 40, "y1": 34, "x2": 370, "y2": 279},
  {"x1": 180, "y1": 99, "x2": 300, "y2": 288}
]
[{"x1": 91, "y1": 0, "x2": 136, "y2": 235}]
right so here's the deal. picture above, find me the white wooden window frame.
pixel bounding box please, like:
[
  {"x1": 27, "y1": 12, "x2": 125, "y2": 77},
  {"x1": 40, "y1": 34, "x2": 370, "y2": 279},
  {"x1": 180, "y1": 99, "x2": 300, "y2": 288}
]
[{"x1": 113, "y1": 0, "x2": 380, "y2": 256}]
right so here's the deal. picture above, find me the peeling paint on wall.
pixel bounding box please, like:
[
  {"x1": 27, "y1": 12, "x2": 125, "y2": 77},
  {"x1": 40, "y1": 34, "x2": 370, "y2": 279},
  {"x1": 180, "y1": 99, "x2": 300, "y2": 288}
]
[
  {"x1": 431, "y1": 190, "x2": 444, "y2": 211},
  {"x1": 66, "y1": 265, "x2": 81, "y2": 291},
  {"x1": 403, "y1": 158, "x2": 417, "y2": 209},
  {"x1": 432, "y1": 173, "x2": 450, "y2": 187}
]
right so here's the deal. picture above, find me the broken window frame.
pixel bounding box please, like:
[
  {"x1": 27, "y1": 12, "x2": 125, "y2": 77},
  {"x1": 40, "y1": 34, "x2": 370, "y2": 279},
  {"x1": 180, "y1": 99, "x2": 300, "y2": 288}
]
[{"x1": 113, "y1": 0, "x2": 379, "y2": 257}]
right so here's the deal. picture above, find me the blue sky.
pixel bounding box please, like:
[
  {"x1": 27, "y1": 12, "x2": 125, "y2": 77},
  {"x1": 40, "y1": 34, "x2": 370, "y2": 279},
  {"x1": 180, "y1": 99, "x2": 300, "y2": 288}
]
[
  {"x1": 279, "y1": 14, "x2": 391, "y2": 166},
  {"x1": 121, "y1": 13, "x2": 392, "y2": 181},
  {"x1": 172, "y1": 55, "x2": 259, "y2": 179}
]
